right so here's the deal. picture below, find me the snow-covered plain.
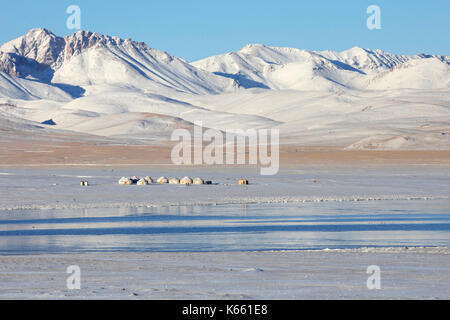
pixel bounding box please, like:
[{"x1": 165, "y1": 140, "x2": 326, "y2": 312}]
[
  {"x1": 0, "y1": 165, "x2": 449, "y2": 299},
  {"x1": 1, "y1": 248, "x2": 449, "y2": 299},
  {"x1": 0, "y1": 166, "x2": 449, "y2": 211},
  {"x1": 0, "y1": 166, "x2": 449, "y2": 299}
]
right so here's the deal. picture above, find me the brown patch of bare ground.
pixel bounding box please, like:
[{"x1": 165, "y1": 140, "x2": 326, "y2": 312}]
[{"x1": 1, "y1": 133, "x2": 449, "y2": 167}]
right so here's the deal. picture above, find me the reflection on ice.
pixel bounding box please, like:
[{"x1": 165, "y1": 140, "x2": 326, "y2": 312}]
[{"x1": 0, "y1": 199, "x2": 449, "y2": 254}]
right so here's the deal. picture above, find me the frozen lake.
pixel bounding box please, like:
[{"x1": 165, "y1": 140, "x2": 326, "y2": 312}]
[{"x1": 1, "y1": 199, "x2": 449, "y2": 254}]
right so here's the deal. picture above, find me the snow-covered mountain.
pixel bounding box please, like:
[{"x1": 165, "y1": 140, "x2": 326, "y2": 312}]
[
  {"x1": 0, "y1": 28, "x2": 237, "y2": 95},
  {"x1": 192, "y1": 44, "x2": 359, "y2": 90},
  {"x1": 365, "y1": 57, "x2": 450, "y2": 90},
  {"x1": 193, "y1": 44, "x2": 450, "y2": 90},
  {"x1": 0, "y1": 29, "x2": 449, "y2": 150},
  {"x1": 319, "y1": 47, "x2": 418, "y2": 74},
  {"x1": 0, "y1": 71, "x2": 71, "y2": 100}
]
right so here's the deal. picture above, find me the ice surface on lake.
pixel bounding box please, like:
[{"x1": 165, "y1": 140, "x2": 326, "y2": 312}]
[
  {"x1": 0, "y1": 167, "x2": 449, "y2": 254},
  {"x1": 1, "y1": 199, "x2": 449, "y2": 254}
]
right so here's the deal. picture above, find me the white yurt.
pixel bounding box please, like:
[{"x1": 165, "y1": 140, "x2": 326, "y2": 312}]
[
  {"x1": 193, "y1": 177, "x2": 204, "y2": 185},
  {"x1": 144, "y1": 176, "x2": 153, "y2": 183},
  {"x1": 157, "y1": 176, "x2": 168, "y2": 184},
  {"x1": 169, "y1": 178, "x2": 180, "y2": 184},
  {"x1": 180, "y1": 176, "x2": 193, "y2": 185},
  {"x1": 137, "y1": 178, "x2": 148, "y2": 186},
  {"x1": 118, "y1": 177, "x2": 133, "y2": 185}
]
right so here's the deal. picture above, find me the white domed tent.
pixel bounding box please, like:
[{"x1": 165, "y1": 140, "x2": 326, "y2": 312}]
[
  {"x1": 157, "y1": 176, "x2": 168, "y2": 184},
  {"x1": 144, "y1": 176, "x2": 153, "y2": 183},
  {"x1": 118, "y1": 177, "x2": 133, "y2": 185},
  {"x1": 180, "y1": 176, "x2": 193, "y2": 185},
  {"x1": 169, "y1": 178, "x2": 180, "y2": 184},
  {"x1": 193, "y1": 178, "x2": 204, "y2": 185},
  {"x1": 137, "y1": 178, "x2": 148, "y2": 186}
]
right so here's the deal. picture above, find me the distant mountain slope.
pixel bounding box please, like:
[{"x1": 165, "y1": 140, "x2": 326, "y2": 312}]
[
  {"x1": 193, "y1": 44, "x2": 450, "y2": 91},
  {"x1": 365, "y1": 58, "x2": 450, "y2": 90},
  {"x1": 0, "y1": 71, "x2": 71, "y2": 100},
  {"x1": 0, "y1": 29, "x2": 237, "y2": 95},
  {"x1": 192, "y1": 44, "x2": 361, "y2": 90},
  {"x1": 318, "y1": 47, "x2": 416, "y2": 74}
]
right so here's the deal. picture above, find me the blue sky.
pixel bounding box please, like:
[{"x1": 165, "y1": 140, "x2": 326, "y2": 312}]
[{"x1": 0, "y1": 0, "x2": 449, "y2": 61}]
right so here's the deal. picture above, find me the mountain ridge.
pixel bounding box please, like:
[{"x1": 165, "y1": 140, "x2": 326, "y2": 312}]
[
  {"x1": 1, "y1": 29, "x2": 449, "y2": 94},
  {"x1": 0, "y1": 29, "x2": 448, "y2": 150},
  {"x1": 193, "y1": 43, "x2": 450, "y2": 90},
  {"x1": 0, "y1": 28, "x2": 237, "y2": 95}
]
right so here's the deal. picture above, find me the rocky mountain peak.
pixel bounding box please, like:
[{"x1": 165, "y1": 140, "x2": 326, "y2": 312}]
[{"x1": 0, "y1": 28, "x2": 65, "y2": 67}]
